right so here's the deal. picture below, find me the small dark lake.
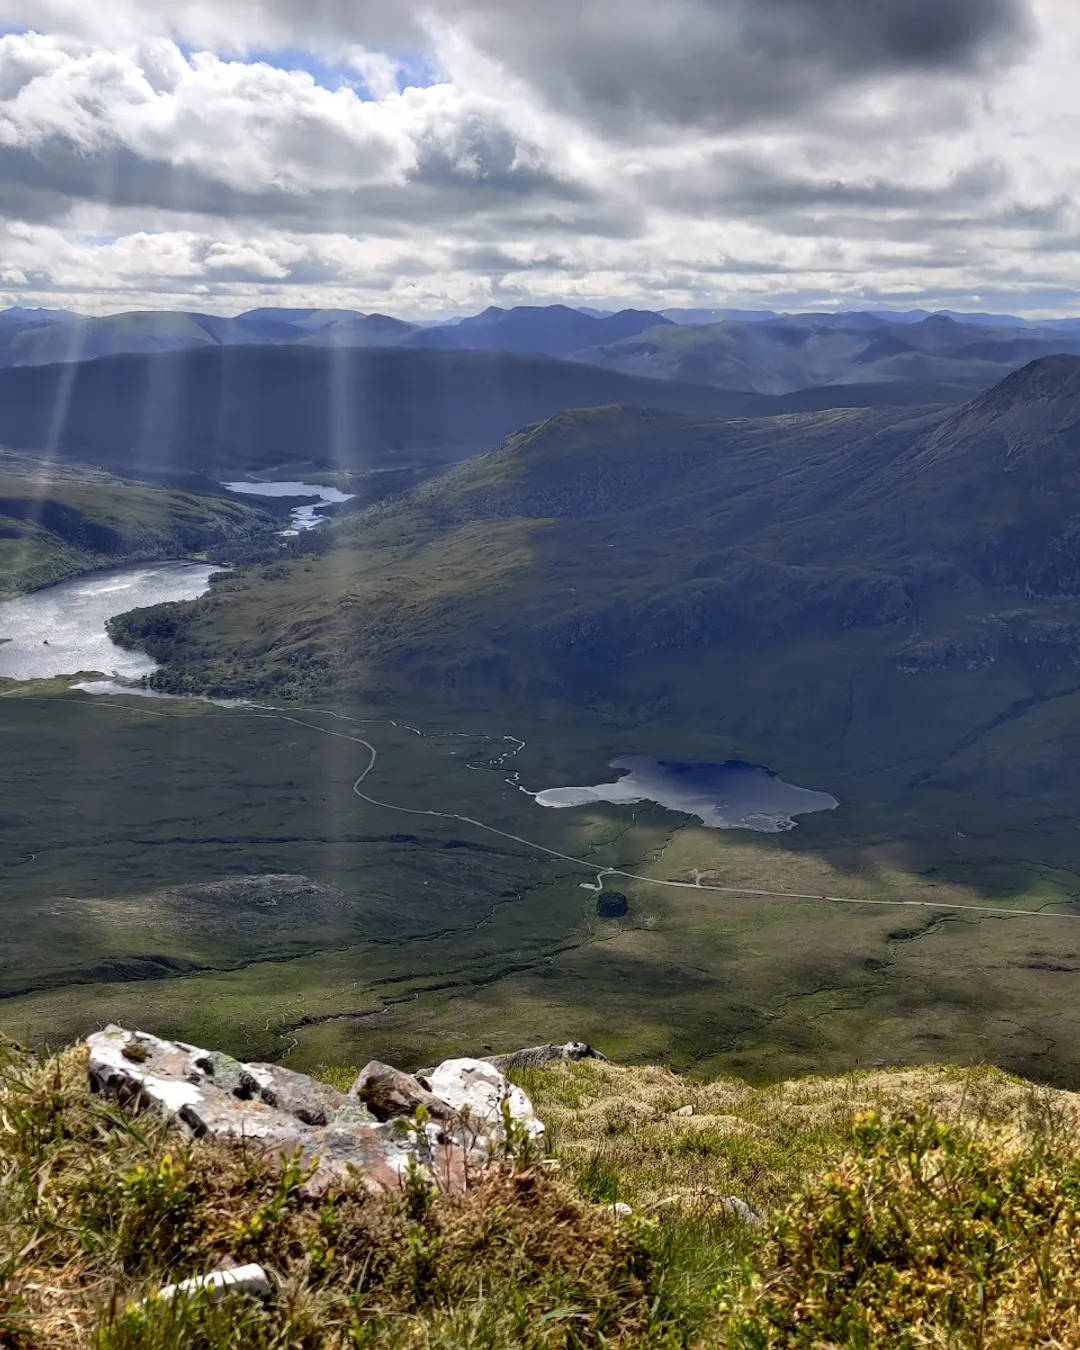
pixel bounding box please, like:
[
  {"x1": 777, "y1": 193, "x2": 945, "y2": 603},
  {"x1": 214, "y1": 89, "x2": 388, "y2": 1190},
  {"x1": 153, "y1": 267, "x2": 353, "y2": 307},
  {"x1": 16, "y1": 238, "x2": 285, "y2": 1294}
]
[{"x1": 535, "y1": 755, "x2": 838, "y2": 832}]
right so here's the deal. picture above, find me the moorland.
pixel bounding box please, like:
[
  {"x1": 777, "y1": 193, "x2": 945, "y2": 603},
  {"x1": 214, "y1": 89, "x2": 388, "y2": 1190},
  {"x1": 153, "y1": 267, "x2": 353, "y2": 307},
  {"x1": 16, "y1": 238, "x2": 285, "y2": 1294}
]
[{"x1": 4, "y1": 337, "x2": 1080, "y2": 1089}]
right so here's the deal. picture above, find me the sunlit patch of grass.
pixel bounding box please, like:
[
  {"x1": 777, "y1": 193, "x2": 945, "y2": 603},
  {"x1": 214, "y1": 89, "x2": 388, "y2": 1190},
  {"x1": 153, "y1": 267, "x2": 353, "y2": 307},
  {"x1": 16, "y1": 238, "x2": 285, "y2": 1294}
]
[{"x1": 728, "y1": 1107, "x2": 1080, "y2": 1347}]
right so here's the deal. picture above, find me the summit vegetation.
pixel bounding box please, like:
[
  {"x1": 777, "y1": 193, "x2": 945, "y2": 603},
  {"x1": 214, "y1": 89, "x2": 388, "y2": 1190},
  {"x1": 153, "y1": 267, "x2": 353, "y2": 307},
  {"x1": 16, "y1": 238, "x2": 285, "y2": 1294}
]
[{"x1": 4, "y1": 1038, "x2": 1080, "y2": 1348}]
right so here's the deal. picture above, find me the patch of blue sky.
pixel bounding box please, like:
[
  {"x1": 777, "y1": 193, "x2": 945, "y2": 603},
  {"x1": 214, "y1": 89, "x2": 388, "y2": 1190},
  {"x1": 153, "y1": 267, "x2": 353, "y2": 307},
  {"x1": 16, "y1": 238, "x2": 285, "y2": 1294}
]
[
  {"x1": 174, "y1": 42, "x2": 364, "y2": 92},
  {"x1": 177, "y1": 44, "x2": 443, "y2": 97},
  {"x1": 394, "y1": 53, "x2": 442, "y2": 91}
]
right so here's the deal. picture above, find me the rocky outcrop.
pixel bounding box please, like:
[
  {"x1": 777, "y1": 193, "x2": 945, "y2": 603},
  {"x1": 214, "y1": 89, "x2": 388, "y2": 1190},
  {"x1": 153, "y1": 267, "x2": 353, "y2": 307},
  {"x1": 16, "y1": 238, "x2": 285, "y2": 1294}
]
[
  {"x1": 350, "y1": 1061, "x2": 457, "y2": 1124},
  {"x1": 86, "y1": 1026, "x2": 546, "y2": 1196},
  {"x1": 426, "y1": 1058, "x2": 545, "y2": 1143},
  {"x1": 484, "y1": 1041, "x2": 607, "y2": 1073}
]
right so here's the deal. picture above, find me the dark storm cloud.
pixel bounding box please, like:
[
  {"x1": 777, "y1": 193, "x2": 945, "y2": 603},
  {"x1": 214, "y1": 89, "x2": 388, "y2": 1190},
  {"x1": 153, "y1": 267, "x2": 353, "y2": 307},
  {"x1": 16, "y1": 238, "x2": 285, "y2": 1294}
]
[
  {"x1": 0, "y1": 131, "x2": 604, "y2": 235},
  {"x1": 446, "y1": 0, "x2": 1033, "y2": 132},
  {"x1": 649, "y1": 155, "x2": 1012, "y2": 217}
]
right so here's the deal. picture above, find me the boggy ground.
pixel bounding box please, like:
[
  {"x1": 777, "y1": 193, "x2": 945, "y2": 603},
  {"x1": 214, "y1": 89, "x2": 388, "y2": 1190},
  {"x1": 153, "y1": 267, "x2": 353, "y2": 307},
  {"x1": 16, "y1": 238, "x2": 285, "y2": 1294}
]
[{"x1": 3, "y1": 685, "x2": 1080, "y2": 1088}]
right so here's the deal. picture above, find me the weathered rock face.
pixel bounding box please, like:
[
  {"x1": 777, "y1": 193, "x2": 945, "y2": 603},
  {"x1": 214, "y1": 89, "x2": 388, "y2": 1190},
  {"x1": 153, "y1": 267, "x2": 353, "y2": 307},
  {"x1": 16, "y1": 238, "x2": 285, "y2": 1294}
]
[
  {"x1": 85, "y1": 1026, "x2": 545, "y2": 1195},
  {"x1": 350, "y1": 1061, "x2": 457, "y2": 1124},
  {"x1": 426, "y1": 1058, "x2": 545, "y2": 1145},
  {"x1": 484, "y1": 1041, "x2": 607, "y2": 1073}
]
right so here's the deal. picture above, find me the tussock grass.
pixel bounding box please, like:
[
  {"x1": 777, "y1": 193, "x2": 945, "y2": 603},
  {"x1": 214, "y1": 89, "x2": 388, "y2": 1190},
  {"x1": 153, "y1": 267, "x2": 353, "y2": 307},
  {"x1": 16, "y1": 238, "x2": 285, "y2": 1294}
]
[
  {"x1": 7, "y1": 1040, "x2": 1080, "y2": 1347},
  {"x1": 522, "y1": 1058, "x2": 1080, "y2": 1347},
  {"x1": 0, "y1": 1040, "x2": 666, "y2": 1347},
  {"x1": 518, "y1": 1058, "x2": 1079, "y2": 1216}
]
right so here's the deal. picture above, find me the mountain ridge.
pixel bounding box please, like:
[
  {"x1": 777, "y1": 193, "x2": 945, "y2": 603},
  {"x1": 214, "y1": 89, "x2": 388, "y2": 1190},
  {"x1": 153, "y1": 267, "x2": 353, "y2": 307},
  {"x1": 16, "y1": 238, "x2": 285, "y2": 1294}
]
[{"x1": 0, "y1": 344, "x2": 980, "y2": 485}]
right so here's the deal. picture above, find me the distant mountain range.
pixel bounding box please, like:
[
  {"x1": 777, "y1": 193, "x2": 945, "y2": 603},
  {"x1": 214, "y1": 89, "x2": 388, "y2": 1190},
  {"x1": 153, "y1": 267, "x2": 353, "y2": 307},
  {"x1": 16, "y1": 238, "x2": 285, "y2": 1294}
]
[
  {"x1": 573, "y1": 313, "x2": 1080, "y2": 395},
  {"x1": 0, "y1": 344, "x2": 987, "y2": 483},
  {"x1": 399, "y1": 304, "x2": 672, "y2": 356},
  {"x1": 3, "y1": 303, "x2": 1079, "y2": 396}
]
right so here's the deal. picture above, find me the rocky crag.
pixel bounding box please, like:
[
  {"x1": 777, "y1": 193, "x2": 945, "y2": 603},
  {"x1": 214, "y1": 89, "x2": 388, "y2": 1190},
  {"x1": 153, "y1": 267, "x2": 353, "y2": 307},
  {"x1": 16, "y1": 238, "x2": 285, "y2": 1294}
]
[{"x1": 85, "y1": 1027, "x2": 590, "y2": 1196}]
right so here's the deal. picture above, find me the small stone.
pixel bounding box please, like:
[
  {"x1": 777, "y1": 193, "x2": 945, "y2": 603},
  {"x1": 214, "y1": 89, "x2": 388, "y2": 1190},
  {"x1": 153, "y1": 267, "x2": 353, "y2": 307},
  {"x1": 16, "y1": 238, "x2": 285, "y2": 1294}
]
[
  {"x1": 158, "y1": 1264, "x2": 271, "y2": 1304},
  {"x1": 349, "y1": 1061, "x2": 456, "y2": 1123},
  {"x1": 720, "y1": 1196, "x2": 763, "y2": 1227},
  {"x1": 609, "y1": 1202, "x2": 633, "y2": 1218},
  {"x1": 648, "y1": 1191, "x2": 762, "y2": 1226},
  {"x1": 672, "y1": 1104, "x2": 695, "y2": 1117}
]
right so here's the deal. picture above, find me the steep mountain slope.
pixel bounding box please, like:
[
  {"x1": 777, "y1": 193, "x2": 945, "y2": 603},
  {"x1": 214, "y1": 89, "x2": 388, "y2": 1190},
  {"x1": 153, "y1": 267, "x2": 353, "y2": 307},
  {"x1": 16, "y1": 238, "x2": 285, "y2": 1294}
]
[
  {"x1": 577, "y1": 313, "x2": 1080, "y2": 393},
  {"x1": 119, "y1": 357, "x2": 1080, "y2": 857},
  {"x1": 0, "y1": 345, "x2": 758, "y2": 480},
  {"x1": 404, "y1": 304, "x2": 674, "y2": 356}
]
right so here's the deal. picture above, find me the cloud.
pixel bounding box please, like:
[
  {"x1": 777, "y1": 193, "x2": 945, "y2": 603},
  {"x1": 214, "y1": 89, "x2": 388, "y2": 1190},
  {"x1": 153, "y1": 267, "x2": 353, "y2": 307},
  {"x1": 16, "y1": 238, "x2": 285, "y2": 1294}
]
[
  {"x1": 0, "y1": 0, "x2": 1074, "y2": 317},
  {"x1": 0, "y1": 33, "x2": 594, "y2": 233},
  {"x1": 0, "y1": 1, "x2": 1033, "y2": 131},
  {"x1": 437, "y1": 0, "x2": 1033, "y2": 134}
]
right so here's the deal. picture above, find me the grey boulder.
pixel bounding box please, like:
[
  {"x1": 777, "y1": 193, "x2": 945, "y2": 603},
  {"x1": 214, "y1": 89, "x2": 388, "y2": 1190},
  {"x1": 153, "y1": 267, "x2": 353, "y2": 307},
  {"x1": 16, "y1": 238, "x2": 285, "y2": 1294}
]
[
  {"x1": 84, "y1": 1026, "x2": 546, "y2": 1196},
  {"x1": 483, "y1": 1041, "x2": 607, "y2": 1073},
  {"x1": 350, "y1": 1061, "x2": 457, "y2": 1123}
]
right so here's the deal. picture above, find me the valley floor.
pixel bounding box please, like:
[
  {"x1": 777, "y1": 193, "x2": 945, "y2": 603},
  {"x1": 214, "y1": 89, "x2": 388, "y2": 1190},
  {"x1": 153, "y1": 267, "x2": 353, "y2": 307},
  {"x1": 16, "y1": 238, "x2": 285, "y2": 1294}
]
[{"x1": 3, "y1": 682, "x2": 1080, "y2": 1089}]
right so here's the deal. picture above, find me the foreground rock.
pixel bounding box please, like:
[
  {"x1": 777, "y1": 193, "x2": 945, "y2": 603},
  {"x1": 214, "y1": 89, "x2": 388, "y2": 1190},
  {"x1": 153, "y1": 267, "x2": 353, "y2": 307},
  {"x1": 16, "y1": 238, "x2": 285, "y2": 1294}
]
[
  {"x1": 86, "y1": 1026, "x2": 545, "y2": 1195},
  {"x1": 159, "y1": 1264, "x2": 271, "y2": 1305},
  {"x1": 350, "y1": 1061, "x2": 458, "y2": 1123},
  {"x1": 426, "y1": 1058, "x2": 546, "y2": 1143}
]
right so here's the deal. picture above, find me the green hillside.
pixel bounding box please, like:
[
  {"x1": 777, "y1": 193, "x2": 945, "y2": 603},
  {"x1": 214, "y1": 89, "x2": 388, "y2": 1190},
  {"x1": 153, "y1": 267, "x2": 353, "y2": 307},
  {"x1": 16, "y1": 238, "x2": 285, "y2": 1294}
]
[{"x1": 0, "y1": 465, "x2": 275, "y2": 597}]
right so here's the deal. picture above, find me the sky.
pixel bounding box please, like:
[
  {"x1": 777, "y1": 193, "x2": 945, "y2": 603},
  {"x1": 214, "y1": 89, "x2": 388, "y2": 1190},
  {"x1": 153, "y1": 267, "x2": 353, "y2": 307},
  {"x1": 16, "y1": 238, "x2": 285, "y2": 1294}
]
[{"x1": 0, "y1": 0, "x2": 1076, "y2": 318}]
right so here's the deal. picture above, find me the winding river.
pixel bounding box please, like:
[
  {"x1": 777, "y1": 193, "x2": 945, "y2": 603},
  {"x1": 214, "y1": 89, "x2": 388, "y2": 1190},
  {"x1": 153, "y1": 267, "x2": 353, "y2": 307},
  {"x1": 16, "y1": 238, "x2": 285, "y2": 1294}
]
[{"x1": 221, "y1": 479, "x2": 354, "y2": 531}]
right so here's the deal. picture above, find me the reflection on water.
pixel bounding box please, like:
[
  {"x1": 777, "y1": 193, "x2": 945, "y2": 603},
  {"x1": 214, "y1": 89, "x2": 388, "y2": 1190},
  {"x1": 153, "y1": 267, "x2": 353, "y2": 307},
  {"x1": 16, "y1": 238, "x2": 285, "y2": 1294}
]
[
  {"x1": 535, "y1": 755, "x2": 838, "y2": 832},
  {"x1": 222, "y1": 479, "x2": 354, "y2": 531},
  {"x1": 0, "y1": 562, "x2": 218, "y2": 681}
]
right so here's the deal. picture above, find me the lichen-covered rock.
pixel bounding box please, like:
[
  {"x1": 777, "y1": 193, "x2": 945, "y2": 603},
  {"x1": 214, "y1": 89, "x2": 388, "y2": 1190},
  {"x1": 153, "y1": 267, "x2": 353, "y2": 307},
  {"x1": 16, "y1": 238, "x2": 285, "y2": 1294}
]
[
  {"x1": 246, "y1": 1062, "x2": 360, "y2": 1127},
  {"x1": 484, "y1": 1041, "x2": 607, "y2": 1073},
  {"x1": 84, "y1": 1026, "x2": 526, "y2": 1196},
  {"x1": 426, "y1": 1057, "x2": 545, "y2": 1144},
  {"x1": 350, "y1": 1061, "x2": 456, "y2": 1123}
]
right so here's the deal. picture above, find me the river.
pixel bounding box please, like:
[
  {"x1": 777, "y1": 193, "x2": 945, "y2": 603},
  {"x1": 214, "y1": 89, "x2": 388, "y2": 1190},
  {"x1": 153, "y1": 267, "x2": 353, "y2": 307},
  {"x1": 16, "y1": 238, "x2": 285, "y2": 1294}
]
[
  {"x1": 0, "y1": 561, "x2": 218, "y2": 681},
  {"x1": 221, "y1": 479, "x2": 354, "y2": 531}
]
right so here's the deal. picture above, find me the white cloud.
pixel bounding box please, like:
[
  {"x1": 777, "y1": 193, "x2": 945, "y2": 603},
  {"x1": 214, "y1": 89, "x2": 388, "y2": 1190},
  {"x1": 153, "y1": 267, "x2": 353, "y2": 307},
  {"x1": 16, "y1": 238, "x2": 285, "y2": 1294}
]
[{"x1": 0, "y1": 0, "x2": 1074, "y2": 315}]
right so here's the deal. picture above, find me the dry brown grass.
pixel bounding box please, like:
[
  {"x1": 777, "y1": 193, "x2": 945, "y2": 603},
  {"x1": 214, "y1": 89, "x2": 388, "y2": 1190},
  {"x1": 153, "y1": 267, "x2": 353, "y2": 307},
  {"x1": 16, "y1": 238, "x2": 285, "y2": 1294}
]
[
  {"x1": 0, "y1": 1042, "x2": 665, "y2": 1348},
  {"x1": 520, "y1": 1058, "x2": 1080, "y2": 1216}
]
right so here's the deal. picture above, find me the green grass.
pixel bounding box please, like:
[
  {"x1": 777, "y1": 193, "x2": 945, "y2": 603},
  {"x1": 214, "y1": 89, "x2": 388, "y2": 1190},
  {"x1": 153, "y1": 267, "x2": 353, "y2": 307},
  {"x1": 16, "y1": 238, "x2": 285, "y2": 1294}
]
[
  {"x1": 6, "y1": 1043, "x2": 1080, "y2": 1347},
  {"x1": 0, "y1": 464, "x2": 276, "y2": 598},
  {"x1": 4, "y1": 687, "x2": 1080, "y2": 1089}
]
